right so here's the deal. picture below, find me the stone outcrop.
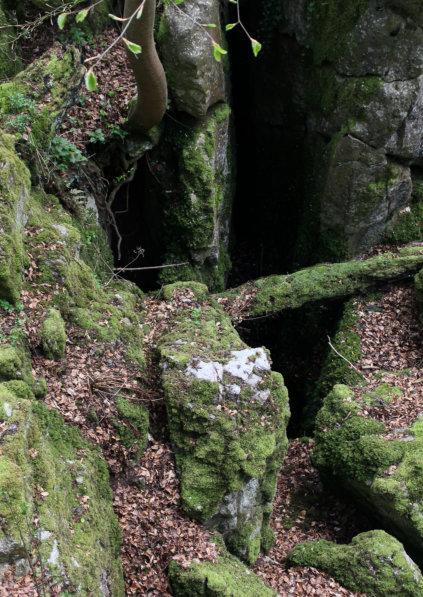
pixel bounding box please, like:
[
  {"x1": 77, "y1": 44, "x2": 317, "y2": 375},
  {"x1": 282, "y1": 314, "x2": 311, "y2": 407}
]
[
  {"x1": 288, "y1": 530, "x2": 423, "y2": 597},
  {"x1": 159, "y1": 0, "x2": 228, "y2": 118},
  {"x1": 158, "y1": 283, "x2": 290, "y2": 564}
]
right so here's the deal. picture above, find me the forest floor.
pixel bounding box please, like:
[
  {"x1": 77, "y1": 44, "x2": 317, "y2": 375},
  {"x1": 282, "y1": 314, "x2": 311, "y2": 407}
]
[
  {"x1": 2, "y1": 15, "x2": 423, "y2": 597},
  {"x1": 3, "y1": 278, "x2": 422, "y2": 596}
]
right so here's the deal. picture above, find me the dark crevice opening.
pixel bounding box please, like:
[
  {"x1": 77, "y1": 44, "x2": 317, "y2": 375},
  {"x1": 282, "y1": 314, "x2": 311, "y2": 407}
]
[{"x1": 236, "y1": 298, "x2": 346, "y2": 437}]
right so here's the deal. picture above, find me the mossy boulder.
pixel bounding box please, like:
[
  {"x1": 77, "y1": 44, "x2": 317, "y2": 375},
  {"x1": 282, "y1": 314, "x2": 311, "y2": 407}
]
[
  {"x1": 0, "y1": 131, "x2": 30, "y2": 303},
  {"x1": 287, "y1": 530, "x2": 423, "y2": 597},
  {"x1": 169, "y1": 535, "x2": 277, "y2": 597},
  {"x1": 41, "y1": 308, "x2": 67, "y2": 360},
  {"x1": 0, "y1": 343, "x2": 33, "y2": 387},
  {"x1": 312, "y1": 384, "x2": 403, "y2": 482},
  {"x1": 159, "y1": 298, "x2": 290, "y2": 564},
  {"x1": 157, "y1": 103, "x2": 234, "y2": 292},
  {"x1": 0, "y1": 382, "x2": 124, "y2": 594},
  {"x1": 313, "y1": 385, "x2": 423, "y2": 560}
]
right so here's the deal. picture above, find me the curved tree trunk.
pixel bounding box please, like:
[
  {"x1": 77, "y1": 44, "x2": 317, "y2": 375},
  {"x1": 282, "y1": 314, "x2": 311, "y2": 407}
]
[{"x1": 123, "y1": 0, "x2": 167, "y2": 132}]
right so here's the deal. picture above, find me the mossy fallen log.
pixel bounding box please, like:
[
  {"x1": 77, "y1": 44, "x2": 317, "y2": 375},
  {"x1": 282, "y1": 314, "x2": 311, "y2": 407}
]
[{"x1": 218, "y1": 246, "x2": 423, "y2": 318}]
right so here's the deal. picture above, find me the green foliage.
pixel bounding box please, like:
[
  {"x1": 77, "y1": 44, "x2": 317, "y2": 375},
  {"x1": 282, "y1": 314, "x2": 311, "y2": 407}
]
[
  {"x1": 5, "y1": 92, "x2": 38, "y2": 135},
  {"x1": 50, "y1": 136, "x2": 87, "y2": 171},
  {"x1": 88, "y1": 128, "x2": 106, "y2": 143}
]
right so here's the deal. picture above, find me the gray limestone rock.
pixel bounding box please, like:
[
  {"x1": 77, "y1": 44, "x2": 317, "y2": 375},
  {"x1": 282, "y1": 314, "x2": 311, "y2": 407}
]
[
  {"x1": 320, "y1": 135, "x2": 412, "y2": 254},
  {"x1": 159, "y1": 0, "x2": 228, "y2": 117}
]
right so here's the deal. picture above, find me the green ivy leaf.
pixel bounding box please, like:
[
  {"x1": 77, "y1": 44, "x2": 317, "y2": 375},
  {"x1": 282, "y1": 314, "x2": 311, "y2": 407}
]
[
  {"x1": 251, "y1": 38, "x2": 262, "y2": 57},
  {"x1": 225, "y1": 22, "x2": 237, "y2": 31},
  {"x1": 76, "y1": 8, "x2": 89, "y2": 23},
  {"x1": 57, "y1": 13, "x2": 69, "y2": 30},
  {"x1": 123, "y1": 37, "x2": 142, "y2": 54},
  {"x1": 85, "y1": 68, "x2": 97, "y2": 92}
]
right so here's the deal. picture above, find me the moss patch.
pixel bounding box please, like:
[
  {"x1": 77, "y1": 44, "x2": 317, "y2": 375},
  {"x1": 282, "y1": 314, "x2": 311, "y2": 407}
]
[
  {"x1": 169, "y1": 535, "x2": 277, "y2": 597},
  {"x1": 288, "y1": 530, "x2": 423, "y2": 597},
  {"x1": 112, "y1": 396, "x2": 149, "y2": 458},
  {"x1": 41, "y1": 308, "x2": 67, "y2": 360}
]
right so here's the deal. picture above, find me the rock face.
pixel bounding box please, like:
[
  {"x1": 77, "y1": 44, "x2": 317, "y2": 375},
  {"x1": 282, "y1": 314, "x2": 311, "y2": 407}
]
[
  {"x1": 288, "y1": 530, "x2": 423, "y2": 597},
  {"x1": 240, "y1": 0, "x2": 423, "y2": 263},
  {"x1": 145, "y1": 103, "x2": 234, "y2": 292},
  {"x1": 158, "y1": 285, "x2": 290, "y2": 564},
  {"x1": 159, "y1": 0, "x2": 228, "y2": 118}
]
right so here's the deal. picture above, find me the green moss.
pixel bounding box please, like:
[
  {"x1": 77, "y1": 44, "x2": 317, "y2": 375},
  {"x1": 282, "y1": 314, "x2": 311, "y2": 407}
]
[
  {"x1": 160, "y1": 302, "x2": 289, "y2": 562},
  {"x1": 0, "y1": 7, "x2": 22, "y2": 79},
  {"x1": 288, "y1": 530, "x2": 423, "y2": 597},
  {"x1": 162, "y1": 281, "x2": 209, "y2": 301},
  {"x1": 157, "y1": 104, "x2": 233, "y2": 291},
  {"x1": 363, "y1": 383, "x2": 402, "y2": 406},
  {"x1": 113, "y1": 396, "x2": 149, "y2": 458},
  {"x1": 311, "y1": 0, "x2": 369, "y2": 66},
  {"x1": 0, "y1": 131, "x2": 30, "y2": 303},
  {"x1": 169, "y1": 535, "x2": 277, "y2": 597},
  {"x1": 312, "y1": 385, "x2": 403, "y2": 482},
  {"x1": 0, "y1": 385, "x2": 124, "y2": 594},
  {"x1": 41, "y1": 308, "x2": 67, "y2": 360}
]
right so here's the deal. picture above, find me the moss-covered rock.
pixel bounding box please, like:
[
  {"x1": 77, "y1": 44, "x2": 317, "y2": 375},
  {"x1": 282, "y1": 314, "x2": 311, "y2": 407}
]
[
  {"x1": 157, "y1": 103, "x2": 234, "y2": 292},
  {"x1": 169, "y1": 535, "x2": 277, "y2": 596},
  {"x1": 312, "y1": 384, "x2": 403, "y2": 482},
  {"x1": 41, "y1": 308, "x2": 67, "y2": 360},
  {"x1": 0, "y1": 343, "x2": 33, "y2": 387},
  {"x1": 159, "y1": 297, "x2": 289, "y2": 564},
  {"x1": 219, "y1": 246, "x2": 423, "y2": 318},
  {"x1": 0, "y1": 131, "x2": 30, "y2": 303},
  {"x1": 313, "y1": 385, "x2": 423, "y2": 560},
  {"x1": 0, "y1": 44, "x2": 84, "y2": 174},
  {"x1": 24, "y1": 192, "x2": 145, "y2": 370},
  {"x1": 0, "y1": 382, "x2": 124, "y2": 594},
  {"x1": 287, "y1": 530, "x2": 423, "y2": 597}
]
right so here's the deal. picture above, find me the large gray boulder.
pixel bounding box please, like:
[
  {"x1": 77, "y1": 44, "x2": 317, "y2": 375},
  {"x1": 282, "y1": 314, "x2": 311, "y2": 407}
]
[{"x1": 159, "y1": 0, "x2": 228, "y2": 117}]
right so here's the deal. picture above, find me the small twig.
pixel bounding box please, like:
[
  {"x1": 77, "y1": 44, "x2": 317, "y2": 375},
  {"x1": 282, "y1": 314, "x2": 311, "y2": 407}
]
[
  {"x1": 112, "y1": 261, "x2": 189, "y2": 272},
  {"x1": 327, "y1": 335, "x2": 369, "y2": 382}
]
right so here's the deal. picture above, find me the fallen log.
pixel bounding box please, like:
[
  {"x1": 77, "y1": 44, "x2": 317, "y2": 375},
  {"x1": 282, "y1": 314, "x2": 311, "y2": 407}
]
[{"x1": 217, "y1": 246, "x2": 423, "y2": 318}]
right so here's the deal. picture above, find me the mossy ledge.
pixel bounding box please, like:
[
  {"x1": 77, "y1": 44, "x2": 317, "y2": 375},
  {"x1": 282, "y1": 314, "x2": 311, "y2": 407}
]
[
  {"x1": 158, "y1": 288, "x2": 290, "y2": 564},
  {"x1": 313, "y1": 385, "x2": 423, "y2": 563},
  {"x1": 218, "y1": 246, "x2": 423, "y2": 318},
  {"x1": 287, "y1": 530, "x2": 423, "y2": 597}
]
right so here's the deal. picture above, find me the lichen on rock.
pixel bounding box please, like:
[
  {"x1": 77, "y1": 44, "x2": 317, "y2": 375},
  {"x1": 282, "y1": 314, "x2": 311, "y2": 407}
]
[{"x1": 159, "y1": 290, "x2": 290, "y2": 564}]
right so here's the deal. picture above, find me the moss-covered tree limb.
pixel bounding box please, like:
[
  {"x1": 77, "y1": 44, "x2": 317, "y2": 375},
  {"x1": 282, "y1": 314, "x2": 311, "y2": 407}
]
[
  {"x1": 218, "y1": 246, "x2": 423, "y2": 318},
  {"x1": 123, "y1": 0, "x2": 167, "y2": 132}
]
